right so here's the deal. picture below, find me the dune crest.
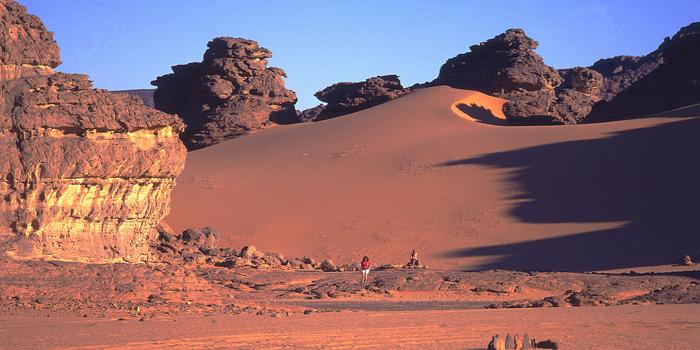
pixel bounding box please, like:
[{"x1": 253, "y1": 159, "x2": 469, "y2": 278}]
[{"x1": 168, "y1": 85, "x2": 700, "y2": 271}]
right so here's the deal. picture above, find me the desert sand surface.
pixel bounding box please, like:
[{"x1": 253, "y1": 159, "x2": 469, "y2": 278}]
[
  {"x1": 168, "y1": 86, "x2": 700, "y2": 272},
  {"x1": 2, "y1": 304, "x2": 699, "y2": 349}
]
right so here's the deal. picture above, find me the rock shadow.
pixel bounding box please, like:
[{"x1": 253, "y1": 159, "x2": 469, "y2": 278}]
[
  {"x1": 455, "y1": 103, "x2": 505, "y2": 125},
  {"x1": 436, "y1": 117, "x2": 700, "y2": 271}
]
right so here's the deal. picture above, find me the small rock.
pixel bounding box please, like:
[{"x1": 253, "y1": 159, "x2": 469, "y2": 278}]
[
  {"x1": 240, "y1": 246, "x2": 257, "y2": 259},
  {"x1": 320, "y1": 259, "x2": 337, "y2": 272},
  {"x1": 536, "y1": 339, "x2": 560, "y2": 349},
  {"x1": 680, "y1": 255, "x2": 693, "y2": 266}
]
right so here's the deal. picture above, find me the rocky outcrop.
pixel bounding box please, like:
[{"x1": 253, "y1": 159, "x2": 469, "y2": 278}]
[
  {"x1": 0, "y1": 0, "x2": 61, "y2": 80},
  {"x1": 428, "y1": 27, "x2": 685, "y2": 124},
  {"x1": 313, "y1": 75, "x2": 410, "y2": 121},
  {"x1": 431, "y1": 29, "x2": 573, "y2": 124},
  {"x1": 1, "y1": 73, "x2": 186, "y2": 262},
  {"x1": 113, "y1": 89, "x2": 155, "y2": 108},
  {"x1": 588, "y1": 22, "x2": 700, "y2": 121},
  {"x1": 589, "y1": 55, "x2": 661, "y2": 102},
  {"x1": 152, "y1": 37, "x2": 298, "y2": 150},
  {"x1": 0, "y1": 0, "x2": 187, "y2": 262},
  {"x1": 297, "y1": 104, "x2": 326, "y2": 123}
]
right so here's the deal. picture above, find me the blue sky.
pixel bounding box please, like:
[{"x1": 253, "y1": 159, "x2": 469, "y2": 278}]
[{"x1": 22, "y1": 0, "x2": 699, "y2": 109}]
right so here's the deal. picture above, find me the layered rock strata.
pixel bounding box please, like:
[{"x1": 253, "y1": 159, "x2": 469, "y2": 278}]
[
  {"x1": 152, "y1": 37, "x2": 298, "y2": 150},
  {"x1": 1, "y1": 0, "x2": 187, "y2": 262},
  {"x1": 0, "y1": 74, "x2": 186, "y2": 261}
]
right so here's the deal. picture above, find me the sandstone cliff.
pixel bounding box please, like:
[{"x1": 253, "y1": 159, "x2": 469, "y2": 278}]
[
  {"x1": 1, "y1": 0, "x2": 187, "y2": 262},
  {"x1": 152, "y1": 37, "x2": 298, "y2": 150}
]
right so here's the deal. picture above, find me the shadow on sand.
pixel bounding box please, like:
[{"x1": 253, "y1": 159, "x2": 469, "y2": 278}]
[
  {"x1": 437, "y1": 117, "x2": 700, "y2": 272},
  {"x1": 455, "y1": 103, "x2": 505, "y2": 125}
]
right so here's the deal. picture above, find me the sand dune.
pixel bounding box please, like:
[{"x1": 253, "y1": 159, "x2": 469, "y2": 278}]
[{"x1": 167, "y1": 86, "x2": 700, "y2": 271}]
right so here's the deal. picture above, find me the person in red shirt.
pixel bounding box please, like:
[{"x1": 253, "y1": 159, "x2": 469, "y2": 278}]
[{"x1": 360, "y1": 256, "x2": 371, "y2": 283}]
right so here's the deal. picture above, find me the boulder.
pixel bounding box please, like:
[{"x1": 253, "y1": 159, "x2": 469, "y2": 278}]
[
  {"x1": 320, "y1": 259, "x2": 337, "y2": 272},
  {"x1": 240, "y1": 245, "x2": 257, "y2": 259},
  {"x1": 313, "y1": 75, "x2": 411, "y2": 120},
  {"x1": 152, "y1": 37, "x2": 298, "y2": 150}
]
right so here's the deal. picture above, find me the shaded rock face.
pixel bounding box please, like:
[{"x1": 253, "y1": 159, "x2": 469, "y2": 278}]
[
  {"x1": 589, "y1": 55, "x2": 661, "y2": 102},
  {"x1": 313, "y1": 75, "x2": 410, "y2": 121},
  {"x1": 0, "y1": 74, "x2": 186, "y2": 262},
  {"x1": 312, "y1": 75, "x2": 409, "y2": 120},
  {"x1": 429, "y1": 27, "x2": 688, "y2": 124},
  {"x1": 588, "y1": 22, "x2": 700, "y2": 121},
  {"x1": 0, "y1": 0, "x2": 187, "y2": 262},
  {"x1": 297, "y1": 104, "x2": 326, "y2": 123},
  {"x1": 152, "y1": 37, "x2": 298, "y2": 150},
  {"x1": 0, "y1": 0, "x2": 60, "y2": 80}
]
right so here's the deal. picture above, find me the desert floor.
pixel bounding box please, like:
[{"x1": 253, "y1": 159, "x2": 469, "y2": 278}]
[{"x1": 2, "y1": 304, "x2": 699, "y2": 349}]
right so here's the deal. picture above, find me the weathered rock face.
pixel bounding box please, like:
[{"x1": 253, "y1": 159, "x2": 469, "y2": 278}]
[
  {"x1": 588, "y1": 22, "x2": 700, "y2": 121},
  {"x1": 313, "y1": 75, "x2": 410, "y2": 121},
  {"x1": 431, "y1": 29, "x2": 569, "y2": 124},
  {"x1": 152, "y1": 37, "x2": 298, "y2": 150},
  {"x1": 0, "y1": 0, "x2": 60, "y2": 80},
  {"x1": 589, "y1": 55, "x2": 661, "y2": 102},
  {"x1": 0, "y1": 0, "x2": 187, "y2": 262},
  {"x1": 0, "y1": 73, "x2": 186, "y2": 261},
  {"x1": 434, "y1": 29, "x2": 561, "y2": 94}
]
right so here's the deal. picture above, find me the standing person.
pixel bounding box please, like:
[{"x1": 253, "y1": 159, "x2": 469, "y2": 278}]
[{"x1": 360, "y1": 256, "x2": 371, "y2": 283}]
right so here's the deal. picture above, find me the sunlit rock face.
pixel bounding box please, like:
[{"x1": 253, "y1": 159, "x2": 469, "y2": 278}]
[
  {"x1": 0, "y1": 0, "x2": 187, "y2": 261},
  {"x1": 0, "y1": 73, "x2": 186, "y2": 261},
  {"x1": 0, "y1": 0, "x2": 60, "y2": 79}
]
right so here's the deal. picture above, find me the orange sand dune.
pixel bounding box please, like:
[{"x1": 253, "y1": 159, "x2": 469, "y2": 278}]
[{"x1": 167, "y1": 86, "x2": 700, "y2": 271}]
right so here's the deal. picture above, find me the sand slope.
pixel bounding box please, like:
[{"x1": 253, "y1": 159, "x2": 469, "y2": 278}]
[{"x1": 167, "y1": 86, "x2": 700, "y2": 271}]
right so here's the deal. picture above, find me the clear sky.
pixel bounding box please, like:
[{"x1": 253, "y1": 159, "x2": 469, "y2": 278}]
[{"x1": 22, "y1": 0, "x2": 699, "y2": 109}]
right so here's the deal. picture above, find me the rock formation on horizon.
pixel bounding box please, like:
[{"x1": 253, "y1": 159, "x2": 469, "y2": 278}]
[
  {"x1": 1, "y1": 0, "x2": 187, "y2": 262},
  {"x1": 431, "y1": 29, "x2": 604, "y2": 124},
  {"x1": 429, "y1": 24, "x2": 699, "y2": 124},
  {"x1": 587, "y1": 22, "x2": 700, "y2": 121},
  {"x1": 113, "y1": 89, "x2": 155, "y2": 108},
  {"x1": 312, "y1": 75, "x2": 410, "y2": 121},
  {"x1": 152, "y1": 37, "x2": 298, "y2": 150}
]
